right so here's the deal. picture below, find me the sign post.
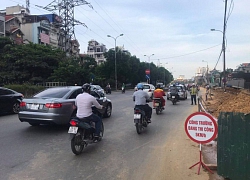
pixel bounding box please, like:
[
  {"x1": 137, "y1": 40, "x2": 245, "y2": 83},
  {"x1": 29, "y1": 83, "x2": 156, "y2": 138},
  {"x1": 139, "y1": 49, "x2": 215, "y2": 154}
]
[
  {"x1": 184, "y1": 112, "x2": 218, "y2": 175},
  {"x1": 145, "y1": 69, "x2": 150, "y2": 83}
]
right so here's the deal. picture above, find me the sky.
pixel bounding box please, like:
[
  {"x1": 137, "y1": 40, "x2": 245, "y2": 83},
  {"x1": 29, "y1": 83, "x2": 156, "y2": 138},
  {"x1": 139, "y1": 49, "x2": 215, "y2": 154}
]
[{"x1": 2, "y1": 0, "x2": 250, "y2": 79}]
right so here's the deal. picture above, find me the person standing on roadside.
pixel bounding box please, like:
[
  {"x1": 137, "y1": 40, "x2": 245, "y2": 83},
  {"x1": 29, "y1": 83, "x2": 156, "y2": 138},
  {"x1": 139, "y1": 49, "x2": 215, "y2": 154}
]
[{"x1": 190, "y1": 83, "x2": 198, "y2": 105}]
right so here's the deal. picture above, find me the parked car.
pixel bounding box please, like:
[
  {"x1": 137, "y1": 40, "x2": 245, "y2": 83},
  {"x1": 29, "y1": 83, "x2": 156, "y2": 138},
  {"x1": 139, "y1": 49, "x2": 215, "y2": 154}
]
[
  {"x1": 0, "y1": 87, "x2": 24, "y2": 114},
  {"x1": 134, "y1": 83, "x2": 155, "y2": 99},
  {"x1": 167, "y1": 84, "x2": 187, "y2": 100},
  {"x1": 91, "y1": 84, "x2": 105, "y2": 94},
  {"x1": 18, "y1": 86, "x2": 112, "y2": 126}
]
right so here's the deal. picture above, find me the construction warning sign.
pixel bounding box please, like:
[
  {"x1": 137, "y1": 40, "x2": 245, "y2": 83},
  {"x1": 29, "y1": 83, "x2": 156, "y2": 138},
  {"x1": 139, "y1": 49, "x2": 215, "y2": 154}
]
[{"x1": 185, "y1": 112, "x2": 218, "y2": 144}]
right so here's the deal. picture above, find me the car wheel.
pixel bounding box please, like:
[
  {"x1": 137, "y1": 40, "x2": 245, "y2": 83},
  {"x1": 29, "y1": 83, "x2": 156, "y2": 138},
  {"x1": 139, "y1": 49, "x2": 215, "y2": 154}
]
[
  {"x1": 104, "y1": 103, "x2": 112, "y2": 118},
  {"x1": 12, "y1": 102, "x2": 20, "y2": 114}
]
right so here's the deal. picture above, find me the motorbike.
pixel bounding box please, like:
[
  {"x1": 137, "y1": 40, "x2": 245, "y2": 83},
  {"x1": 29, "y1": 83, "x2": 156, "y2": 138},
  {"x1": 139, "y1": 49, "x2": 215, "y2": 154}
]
[
  {"x1": 153, "y1": 98, "x2": 163, "y2": 114},
  {"x1": 170, "y1": 93, "x2": 178, "y2": 105},
  {"x1": 133, "y1": 107, "x2": 149, "y2": 134},
  {"x1": 68, "y1": 108, "x2": 104, "y2": 155},
  {"x1": 122, "y1": 87, "x2": 125, "y2": 93},
  {"x1": 106, "y1": 87, "x2": 111, "y2": 94}
]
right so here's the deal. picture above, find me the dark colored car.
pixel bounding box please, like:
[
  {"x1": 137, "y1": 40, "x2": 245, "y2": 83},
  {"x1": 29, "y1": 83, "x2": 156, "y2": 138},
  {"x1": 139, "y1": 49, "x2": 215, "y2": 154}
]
[
  {"x1": 90, "y1": 84, "x2": 105, "y2": 94},
  {"x1": 18, "y1": 86, "x2": 112, "y2": 126},
  {"x1": 0, "y1": 87, "x2": 23, "y2": 114}
]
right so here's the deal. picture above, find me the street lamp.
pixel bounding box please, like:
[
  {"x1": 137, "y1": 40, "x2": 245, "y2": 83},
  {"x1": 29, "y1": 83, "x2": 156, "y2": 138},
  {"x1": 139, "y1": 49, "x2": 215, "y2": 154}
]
[
  {"x1": 211, "y1": 0, "x2": 228, "y2": 91},
  {"x1": 107, "y1": 34, "x2": 124, "y2": 91},
  {"x1": 211, "y1": 28, "x2": 226, "y2": 89},
  {"x1": 144, "y1": 54, "x2": 154, "y2": 83},
  {"x1": 202, "y1": 60, "x2": 209, "y2": 84}
]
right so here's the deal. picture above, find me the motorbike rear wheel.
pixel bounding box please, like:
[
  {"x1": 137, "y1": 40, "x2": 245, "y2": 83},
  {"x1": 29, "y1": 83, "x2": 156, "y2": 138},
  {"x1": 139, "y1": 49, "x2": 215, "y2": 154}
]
[
  {"x1": 156, "y1": 107, "x2": 160, "y2": 115},
  {"x1": 135, "y1": 123, "x2": 143, "y2": 134},
  {"x1": 71, "y1": 130, "x2": 85, "y2": 155},
  {"x1": 99, "y1": 122, "x2": 104, "y2": 141}
]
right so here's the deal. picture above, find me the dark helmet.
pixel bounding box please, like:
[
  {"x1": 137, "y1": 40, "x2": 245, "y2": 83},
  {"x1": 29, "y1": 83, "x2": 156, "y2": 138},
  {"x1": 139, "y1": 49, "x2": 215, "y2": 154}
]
[
  {"x1": 156, "y1": 84, "x2": 161, "y2": 89},
  {"x1": 137, "y1": 83, "x2": 144, "y2": 90},
  {"x1": 82, "y1": 83, "x2": 91, "y2": 93}
]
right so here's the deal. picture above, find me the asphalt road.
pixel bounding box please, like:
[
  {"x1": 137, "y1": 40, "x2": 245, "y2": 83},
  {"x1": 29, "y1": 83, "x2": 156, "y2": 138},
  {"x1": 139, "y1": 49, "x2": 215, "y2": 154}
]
[{"x1": 0, "y1": 90, "x2": 195, "y2": 180}]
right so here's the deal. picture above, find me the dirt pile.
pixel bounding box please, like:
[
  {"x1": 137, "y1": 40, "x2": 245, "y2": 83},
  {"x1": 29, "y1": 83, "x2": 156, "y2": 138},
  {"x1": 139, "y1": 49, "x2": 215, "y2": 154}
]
[{"x1": 204, "y1": 87, "x2": 250, "y2": 118}]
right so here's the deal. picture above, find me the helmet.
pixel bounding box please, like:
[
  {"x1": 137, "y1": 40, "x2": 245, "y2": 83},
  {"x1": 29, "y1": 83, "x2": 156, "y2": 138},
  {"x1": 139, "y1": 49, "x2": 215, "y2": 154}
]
[
  {"x1": 156, "y1": 84, "x2": 161, "y2": 89},
  {"x1": 137, "y1": 83, "x2": 144, "y2": 90},
  {"x1": 82, "y1": 83, "x2": 91, "y2": 93}
]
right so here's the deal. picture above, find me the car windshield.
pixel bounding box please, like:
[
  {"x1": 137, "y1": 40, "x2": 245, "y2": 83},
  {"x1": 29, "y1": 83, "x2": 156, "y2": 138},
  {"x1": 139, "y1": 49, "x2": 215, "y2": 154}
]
[{"x1": 34, "y1": 88, "x2": 71, "y2": 98}]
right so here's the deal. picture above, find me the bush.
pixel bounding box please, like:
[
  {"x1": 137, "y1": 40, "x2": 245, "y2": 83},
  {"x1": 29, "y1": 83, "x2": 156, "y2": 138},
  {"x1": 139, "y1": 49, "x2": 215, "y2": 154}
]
[{"x1": 4, "y1": 84, "x2": 46, "y2": 97}]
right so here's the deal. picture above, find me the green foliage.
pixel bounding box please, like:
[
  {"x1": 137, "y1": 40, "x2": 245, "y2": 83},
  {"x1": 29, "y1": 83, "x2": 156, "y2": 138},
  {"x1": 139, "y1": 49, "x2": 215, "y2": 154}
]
[
  {"x1": 0, "y1": 37, "x2": 65, "y2": 85},
  {"x1": 4, "y1": 84, "x2": 45, "y2": 97},
  {"x1": 0, "y1": 36, "x2": 173, "y2": 88}
]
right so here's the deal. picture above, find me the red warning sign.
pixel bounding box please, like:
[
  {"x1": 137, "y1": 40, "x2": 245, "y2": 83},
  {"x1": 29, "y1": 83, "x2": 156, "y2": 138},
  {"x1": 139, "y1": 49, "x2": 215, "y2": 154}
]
[{"x1": 185, "y1": 112, "x2": 218, "y2": 144}]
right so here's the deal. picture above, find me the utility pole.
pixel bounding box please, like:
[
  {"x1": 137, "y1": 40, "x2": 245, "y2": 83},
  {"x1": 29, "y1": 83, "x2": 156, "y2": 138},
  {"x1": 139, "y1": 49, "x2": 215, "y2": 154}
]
[
  {"x1": 36, "y1": 0, "x2": 92, "y2": 55},
  {"x1": 222, "y1": 0, "x2": 228, "y2": 91}
]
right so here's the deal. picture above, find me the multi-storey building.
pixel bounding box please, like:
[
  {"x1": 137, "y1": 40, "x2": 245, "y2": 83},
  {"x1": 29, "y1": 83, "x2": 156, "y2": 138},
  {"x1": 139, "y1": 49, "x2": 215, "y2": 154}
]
[
  {"x1": 87, "y1": 40, "x2": 107, "y2": 64},
  {"x1": 5, "y1": 15, "x2": 24, "y2": 44},
  {"x1": 0, "y1": 15, "x2": 5, "y2": 36}
]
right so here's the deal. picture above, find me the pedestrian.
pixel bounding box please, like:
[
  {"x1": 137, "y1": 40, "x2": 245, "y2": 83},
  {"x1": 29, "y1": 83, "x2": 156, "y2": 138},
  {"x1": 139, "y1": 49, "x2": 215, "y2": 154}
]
[{"x1": 190, "y1": 83, "x2": 198, "y2": 105}]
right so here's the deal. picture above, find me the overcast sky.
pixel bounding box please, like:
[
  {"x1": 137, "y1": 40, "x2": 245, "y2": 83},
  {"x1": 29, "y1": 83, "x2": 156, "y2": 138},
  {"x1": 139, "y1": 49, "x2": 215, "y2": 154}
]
[{"x1": 3, "y1": 0, "x2": 250, "y2": 79}]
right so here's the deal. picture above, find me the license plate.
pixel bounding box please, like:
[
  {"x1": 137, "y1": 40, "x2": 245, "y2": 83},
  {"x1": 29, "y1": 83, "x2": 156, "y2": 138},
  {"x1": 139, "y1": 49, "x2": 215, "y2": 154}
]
[
  {"x1": 134, "y1": 114, "x2": 141, "y2": 119},
  {"x1": 68, "y1": 126, "x2": 78, "y2": 134},
  {"x1": 154, "y1": 102, "x2": 159, "y2": 106},
  {"x1": 172, "y1": 96, "x2": 175, "y2": 98},
  {"x1": 30, "y1": 104, "x2": 39, "y2": 110}
]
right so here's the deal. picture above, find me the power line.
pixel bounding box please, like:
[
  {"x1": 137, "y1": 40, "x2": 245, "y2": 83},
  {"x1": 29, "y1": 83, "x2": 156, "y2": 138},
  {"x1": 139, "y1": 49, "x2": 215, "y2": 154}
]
[
  {"x1": 90, "y1": 0, "x2": 145, "y2": 56},
  {"x1": 155, "y1": 44, "x2": 221, "y2": 60}
]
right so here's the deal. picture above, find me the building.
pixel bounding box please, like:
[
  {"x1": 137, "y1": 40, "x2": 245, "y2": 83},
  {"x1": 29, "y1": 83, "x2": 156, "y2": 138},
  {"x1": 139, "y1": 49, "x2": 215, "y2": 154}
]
[
  {"x1": 236, "y1": 63, "x2": 250, "y2": 73},
  {"x1": 0, "y1": 15, "x2": 5, "y2": 36},
  {"x1": 5, "y1": 15, "x2": 24, "y2": 44},
  {"x1": 70, "y1": 40, "x2": 80, "y2": 57},
  {"x1": 21, "y1": 15, "x2": 50, "y2": 45},
  {"x1": 87, "y1": 40, "x2": 107, "y2": 64}
]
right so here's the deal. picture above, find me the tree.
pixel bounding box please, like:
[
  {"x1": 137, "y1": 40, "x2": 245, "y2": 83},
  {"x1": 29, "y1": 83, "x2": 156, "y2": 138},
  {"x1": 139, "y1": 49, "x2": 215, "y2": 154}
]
[{"x1": 0, "y1": 39, "x2": 65, "y2": 85}]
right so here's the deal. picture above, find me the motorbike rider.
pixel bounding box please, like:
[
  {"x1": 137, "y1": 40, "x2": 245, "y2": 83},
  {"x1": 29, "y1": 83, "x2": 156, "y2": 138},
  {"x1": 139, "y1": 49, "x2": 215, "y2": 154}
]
[
  {"x1": 75, "y1": 83, "x2": 103, "y2": 143},
  {"x1": 122, "y1": 83, "x2": 125, "y2": 92},
  {"x1": 153, "y1": 84, "x2": 166, "y2": 109},
  {"x1": 133, "y1": 83, "x2": 152, "y2": 123},
  {"x1": 170, "y1": 84, "x2": 179, "y2": 100},
  {"x1": 106, "y1": 83, "x2": 111, "y2": 93}
]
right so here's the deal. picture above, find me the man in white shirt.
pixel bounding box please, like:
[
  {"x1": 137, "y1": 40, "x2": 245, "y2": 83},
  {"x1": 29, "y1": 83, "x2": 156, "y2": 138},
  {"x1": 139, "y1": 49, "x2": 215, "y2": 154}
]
[
  {"x1": 75, "y1": 83, "x2": 103, "y2": 143},
  {"x1": 133, "y1": 83, "x2": 152, "y2": 123}
]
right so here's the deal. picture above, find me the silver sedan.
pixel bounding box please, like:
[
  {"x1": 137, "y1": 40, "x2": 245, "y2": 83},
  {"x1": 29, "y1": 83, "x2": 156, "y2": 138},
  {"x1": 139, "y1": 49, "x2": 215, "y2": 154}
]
[{"x1": 18, "y1": 86, "x2": 112, "y2": 126}]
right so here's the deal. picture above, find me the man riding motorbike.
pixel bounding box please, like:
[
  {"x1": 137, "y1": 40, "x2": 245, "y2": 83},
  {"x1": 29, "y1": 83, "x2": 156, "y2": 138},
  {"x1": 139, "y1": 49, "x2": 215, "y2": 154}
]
[
  {"x1": 153, "y1": 84, "x2": 166, "y2": 109},
  {"x1": 75, "y1": 83, "x2": 103, "y2": 143},
  {"x1": 133, "y1": 83, "x2": 152, "y2": 123},
  {"x1": 170, "y1": 84, "x2": 179, "y2": 100}
]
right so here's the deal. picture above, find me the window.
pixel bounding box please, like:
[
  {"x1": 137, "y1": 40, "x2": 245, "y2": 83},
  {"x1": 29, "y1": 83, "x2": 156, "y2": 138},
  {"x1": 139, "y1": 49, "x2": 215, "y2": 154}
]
[{"x1": 69, "y1": 89, "x2": 82, "y2": 99}]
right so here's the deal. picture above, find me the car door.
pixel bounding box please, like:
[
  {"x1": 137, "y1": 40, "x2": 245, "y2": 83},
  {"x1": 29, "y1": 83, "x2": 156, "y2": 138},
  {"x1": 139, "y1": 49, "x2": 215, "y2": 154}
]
[{"x1": 0, "y1": 89, "x2": 14, "y2": 113}]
